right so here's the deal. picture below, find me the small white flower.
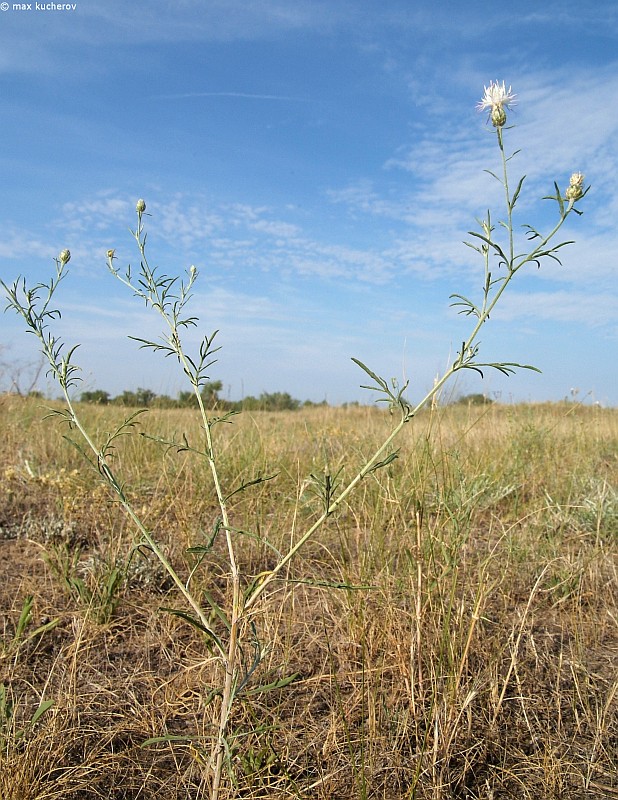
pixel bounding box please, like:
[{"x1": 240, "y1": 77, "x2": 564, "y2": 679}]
[
  {"x1": 565, "y1": 171, "x2": 585, "y2": 201},
  {"x1": 477, "y1": 80, "x2": 517, "y2": 112},
  {"x1": 477, "y1": 81, "x2": 517, "y2": 127}
]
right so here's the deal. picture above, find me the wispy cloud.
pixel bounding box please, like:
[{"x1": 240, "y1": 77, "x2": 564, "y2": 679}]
[
  {"x1": 52, "y1": 192, "x2": 404, "y2": 285},
  {"x1": 156, "y1": 92, "x2": 307, "y2": 102},
  {"x1": 0, "y1": 0, "x2": 346, "y2": 78},
  {"x1": 0, "y1": 232, "x2": 59, "y2": 261},
  {"x1": 497, "y1": 289, "x2": 618, "y2": 327}
]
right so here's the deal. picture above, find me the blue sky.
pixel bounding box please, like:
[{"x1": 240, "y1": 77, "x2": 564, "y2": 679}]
[{"x1": 1, "y1": 0, "x2": 617, "y2": 405}]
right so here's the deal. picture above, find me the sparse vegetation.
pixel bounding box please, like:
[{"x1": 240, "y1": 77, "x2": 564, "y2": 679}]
[{"x1": 0, "y1": 397, "x2": 616, "y2": 798}]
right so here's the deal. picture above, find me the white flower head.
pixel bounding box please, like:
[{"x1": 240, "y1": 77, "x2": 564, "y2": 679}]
[
  {"x1": 477, "y1": 80, "x2": 517, "y2": 127},
  {"x1": 565, "y1": 171, "x2": 585, "y2": 201}
]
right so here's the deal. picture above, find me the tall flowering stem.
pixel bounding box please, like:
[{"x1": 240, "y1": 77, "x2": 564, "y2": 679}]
[
  {"x1": 107, "y1": 201, "x2": 241, "y2": 797},
  {"x1": 246, "y1": 84, "x2": 587, "y2": 609}
]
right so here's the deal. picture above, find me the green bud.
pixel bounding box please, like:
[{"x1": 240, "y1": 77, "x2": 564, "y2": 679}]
[
  {"x1": 491, "y1": 105, "x2": 507, "y2": 128},
  {"x1": 136, "y1": 199, "x2": 146, "y2": 214},
  {"x1": 59, "y1": 249, "x2": 71, "y2": 265}
]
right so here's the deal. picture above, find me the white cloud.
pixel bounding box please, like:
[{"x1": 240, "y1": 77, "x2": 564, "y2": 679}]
[
  {"x1": 0, "y1": 232, "x2": 58, "y2": 261},
  {"x1": 495, "y1": 289, "x2": 617, "y2": 326},
  {"x1": 60, "y1": 195, "x2": 133, "y2": 233},
  {"x1": 156, "y1": 92, "x2": 307, "y2": 103}
]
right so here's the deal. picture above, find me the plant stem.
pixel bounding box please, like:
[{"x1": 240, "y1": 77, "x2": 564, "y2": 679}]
[{"x1": 245, "y1": 139, "x2": 578, "y2": 613}]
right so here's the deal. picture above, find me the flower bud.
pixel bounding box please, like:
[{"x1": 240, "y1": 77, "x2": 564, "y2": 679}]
[
  {"x1": 59, "y1": 249, "x2": 71, "y2": 265},
  {"x1": 136, "y1": 199, "x2": 146, "y2": 214},
  {"x1": 565, "y1": 172, "x2": 584, "y2": 201},
  {"x1": 491, "y1": 105, "x2": 507, "y2": 128}
]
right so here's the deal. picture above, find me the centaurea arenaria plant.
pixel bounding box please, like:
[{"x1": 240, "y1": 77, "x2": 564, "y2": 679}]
[{"x1": 1, "y1": 82, "x2": 588, "y2": 800}]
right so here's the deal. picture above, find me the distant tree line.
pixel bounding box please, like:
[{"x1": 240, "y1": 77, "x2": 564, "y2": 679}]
[
  {"x1": 452, "y1": 393, "x2": 495, "y2": 406},
  {"x1": 78, "y1": 381, "x2": 328, "y2": 412}
]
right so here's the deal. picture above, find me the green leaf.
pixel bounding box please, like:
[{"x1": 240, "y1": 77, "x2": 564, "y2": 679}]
[
  {"x1": 543, "y1": 181, "x2": 565, "y2": 216},
  {"x1": 241, "y1": 673, "x2": 300, "y2": 697},
  {"x1": 351, "y1": 357, "x2": 388, "y2": 391},
  {"x1": 461, "y1": 360, "x2": 541, "y2": 377},
  {"x1": 450, "y1": 294, "x2": 480, "y2": 317},
  {"x1": 208, "y1": 410, "x2": 240, "y2": 428},
  {"x1": 15, "y1": 595, "x2": 33, "y2": 640},
  {"x1": 510, "y1": 175, "x2": 526, "y2": 209},
  {"x1": 0, "y1": 684, "x2": 10, "y2": 721},
  {"x1": 60, "y1": 435, "x2": 96, "y2": 470},
  {"x1": 522, "y1": 223, "x2": 542, "y2": 241},
  {"x1": 467, "y1": 231, "x2": 507, "y2": 261},
  {"x1": 30, "y1": 699, "x2": 53, "y2": 727},
  {"x1": 463, "y1": 240, "x2": 484, "y2": 255},
  {"x1": 201, "y1": 588, "x2": 232, "y2": 631},
  {"x1": 224, "y1": 473, "x2": 278, "y2": 501},
  {"x1": 22, "y1": 617, "x2": 60, "y2": 646},
  {"x1": 160, "y1": 608, "x2": 226, "y2": 653},
  {"x1": 483, "y1": 169, "x2": 502, "y2": 184},
  {"x1": 365, "y1": 450, "x2": 400, "y2": 475}
]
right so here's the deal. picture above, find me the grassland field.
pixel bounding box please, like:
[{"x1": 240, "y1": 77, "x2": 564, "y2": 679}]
[{"x1": 0, "y1": 395, "x2": 616, "y2": 799}]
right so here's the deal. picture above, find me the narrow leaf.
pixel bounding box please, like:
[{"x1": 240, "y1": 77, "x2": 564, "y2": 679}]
[
  {"x1": 351, "y1": 357, "x2": 387, "y2": 390},
  {"x1": 31, "y1": 699, "x2": 53, "y2": 726},
  {"x1": 365, "y1": 450, "x2": 400, "y2": 475},
  {"x1": 224, "y1": 473, "x2": 278, "y2": 501},
  {"x1": 160, "y1": 607, "x2": 225, "y2": 652},
  {"x1": 242, "y1": 673, "x2": 300, "y2": 697},
  {"x1": 510, "y1": 175, "x2": 526, "y2": 209},
  {"x1": 483, "y1": 169, "x2": 502, "y2": 184}
]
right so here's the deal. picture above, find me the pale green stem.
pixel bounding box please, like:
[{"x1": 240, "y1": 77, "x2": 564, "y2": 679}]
[
  {"x1": 128, "y1": 218, "x2": 241, "y2": 798},
  {"x1": 497, "y1": 127, "x2": 515, "y2": 268},
  {"x1": 57, "y1": 384, "x2": 224, "y2": 656},
  {"x1": 246, "y1": 156, "x2": 577, "y2": 613}
]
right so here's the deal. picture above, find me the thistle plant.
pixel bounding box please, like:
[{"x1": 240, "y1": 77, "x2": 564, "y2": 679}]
[{"x1": 1, "y1": 82, "x2": 587, "y2": 799}]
